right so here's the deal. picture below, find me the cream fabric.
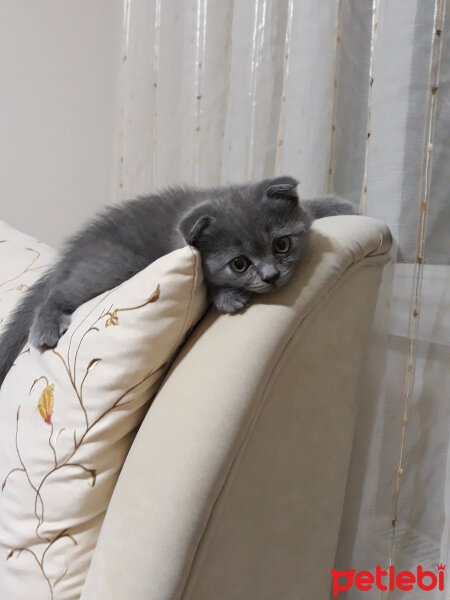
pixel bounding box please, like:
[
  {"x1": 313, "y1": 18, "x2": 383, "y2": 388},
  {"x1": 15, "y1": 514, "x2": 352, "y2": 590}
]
[
  {"x1": 0, "y1": 223, "x2": 207, "y2": 600},
  {"x1": 81, "y1": 216, "x2": 392, "y2": 600},
  {"x1": 0, "y1": 221, "x2": 56, "y2": 329}
]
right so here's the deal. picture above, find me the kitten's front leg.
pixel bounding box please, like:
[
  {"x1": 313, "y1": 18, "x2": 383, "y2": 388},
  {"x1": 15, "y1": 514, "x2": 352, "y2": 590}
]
[
  {"x1": 212, "y1": 288, "x2": 252, "y2": 314},
  {"x1": 29, "y1": 289, "x2": 73, "y2": 349},
  {"x1": 29, "y1": 253, "x2": 144, "y2": 349}
]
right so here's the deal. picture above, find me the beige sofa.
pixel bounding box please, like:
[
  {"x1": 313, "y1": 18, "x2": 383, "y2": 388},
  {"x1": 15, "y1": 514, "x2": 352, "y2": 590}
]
[
  {"x1": 74, "y1": 215, "x2": 392, "y2": 600},
  {"x1": 0, "y1": 216, "x2": 391, "y2": 599}
]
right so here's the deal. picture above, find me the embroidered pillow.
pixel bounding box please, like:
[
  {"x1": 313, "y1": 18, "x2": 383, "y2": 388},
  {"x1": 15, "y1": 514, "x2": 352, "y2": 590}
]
[
  {"x1": 0, "y1": 225, "x2": 207, "y2": 600},
  {"x1": 0, "y1": 221, "x2": 55, "y2": 328}
]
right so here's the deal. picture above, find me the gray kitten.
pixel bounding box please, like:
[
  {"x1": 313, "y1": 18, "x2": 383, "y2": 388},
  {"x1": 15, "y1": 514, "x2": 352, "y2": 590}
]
[{"x1": 0, "y1": 176, "x2": 354, "y2": 386}]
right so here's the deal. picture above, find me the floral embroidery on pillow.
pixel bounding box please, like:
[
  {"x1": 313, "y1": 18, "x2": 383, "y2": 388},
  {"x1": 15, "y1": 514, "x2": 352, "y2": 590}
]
[
  {"x1": 105, "y1": 284, "x2": 160, "y2": 327},
  {"x1": 37, "y1": 380, "x2": 55, "y2": 425},
  {"x1": 2, "y1": 284, "x2": 161, "y2": 599},
  {"x1": 0, "y1": 247, "x2": 42, "y2": 296},
  {"x1": 0, "y1": 237, "x2": 53, "y2": 327}
]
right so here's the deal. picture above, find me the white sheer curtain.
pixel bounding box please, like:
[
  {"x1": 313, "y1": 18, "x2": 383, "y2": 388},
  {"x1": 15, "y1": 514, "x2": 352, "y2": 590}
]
[
  {"x1": 118, "y1": 1, "x2": 449, "y2": 597},
  {"x1": 334, "y1": 3, "x2": 449, "y2": 599}
]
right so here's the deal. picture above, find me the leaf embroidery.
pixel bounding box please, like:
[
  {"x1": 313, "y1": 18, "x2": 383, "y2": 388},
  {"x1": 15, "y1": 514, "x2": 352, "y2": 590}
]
[
  {"x1": 104, "y1": 284, "x2": 160, "y2": 328},
  {"x1": 105, "y1": 309, "x2": 119, "y2": 327},
  {"x1": 86, "y1": 358, "x2": 101, "y2": 371},
  {"x1": 38, "y1": 384, "x2": 54, "y2": 425}
]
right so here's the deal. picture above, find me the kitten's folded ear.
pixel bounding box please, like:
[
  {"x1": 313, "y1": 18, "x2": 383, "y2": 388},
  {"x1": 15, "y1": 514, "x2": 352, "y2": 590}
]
[
  {"x1": 265, "y1": 176, "x2": 299, "y2": 202},
  {"x1": 179, "y1": 210, "x2": 215, "y2": 246}
]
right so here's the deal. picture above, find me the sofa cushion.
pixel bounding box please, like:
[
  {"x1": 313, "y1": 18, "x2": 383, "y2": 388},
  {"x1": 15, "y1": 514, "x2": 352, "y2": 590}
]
[{"x1": 0, "y1": 221, "x2": 207, "y2": 600}]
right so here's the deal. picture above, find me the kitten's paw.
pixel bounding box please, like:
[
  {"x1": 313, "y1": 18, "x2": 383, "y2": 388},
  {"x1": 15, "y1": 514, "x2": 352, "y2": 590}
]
[
  {"x1": 29, "y1": 313, "x2": 70, "y2": 350},
  {"x1": 213, "y1": 289, "x2": 251, "y2": 314},
  {"x1": 59, "y1": 313, "x2": 72, "y2": 336}
]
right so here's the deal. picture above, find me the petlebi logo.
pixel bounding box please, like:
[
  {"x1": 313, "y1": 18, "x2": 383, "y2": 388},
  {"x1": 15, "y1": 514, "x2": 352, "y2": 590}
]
[{"x1": 331, "y1": 564, "x2": 446, "y2": 596}]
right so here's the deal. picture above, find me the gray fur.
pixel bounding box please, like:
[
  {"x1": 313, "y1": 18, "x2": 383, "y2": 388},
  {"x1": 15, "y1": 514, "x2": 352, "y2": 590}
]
[
  {"x1": 302, "y1": 195, "x2": 355, "y2": 219},
  {"x1": 0, "y1": 177, "x2": 355, "y2": 386}
]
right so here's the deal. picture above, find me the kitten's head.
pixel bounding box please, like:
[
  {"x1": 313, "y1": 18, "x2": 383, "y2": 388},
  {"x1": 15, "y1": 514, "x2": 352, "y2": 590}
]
[{"x1": 179, "y1": 176, "x2": 311, "y2": 295}]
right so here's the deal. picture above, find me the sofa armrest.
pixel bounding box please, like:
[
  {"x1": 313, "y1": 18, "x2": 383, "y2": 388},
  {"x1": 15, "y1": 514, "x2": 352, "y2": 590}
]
[{"x1": 81, "y1": 216, "x2": 392, "y2": 600}]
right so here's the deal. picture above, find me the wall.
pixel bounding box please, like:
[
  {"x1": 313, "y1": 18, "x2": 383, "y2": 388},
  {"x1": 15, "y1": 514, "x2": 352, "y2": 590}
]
[{"x1": 0, "y1": 1, "x2": 123, "y2": 247}]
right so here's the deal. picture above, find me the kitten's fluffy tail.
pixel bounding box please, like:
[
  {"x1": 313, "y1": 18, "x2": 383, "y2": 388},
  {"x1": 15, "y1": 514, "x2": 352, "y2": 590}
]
[
  {"x1": 302, "y1": 195, "x2": 356, "y2": 220},
  {"x1": 0, "y1": 276, "x2": 49, "y2": 388}
]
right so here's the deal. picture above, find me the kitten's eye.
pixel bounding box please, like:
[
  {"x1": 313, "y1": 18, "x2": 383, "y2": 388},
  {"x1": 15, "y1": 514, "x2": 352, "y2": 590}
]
[
  {"x1": 230, "y1": 256, "x2": 250, "y2": 273},
  {"x1": 273, "y1": 236, "x2": 290, "y2": 254}
]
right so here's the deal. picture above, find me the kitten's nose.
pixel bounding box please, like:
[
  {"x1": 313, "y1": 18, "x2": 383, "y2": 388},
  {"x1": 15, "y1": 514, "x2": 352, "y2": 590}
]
[{"x1": 261, "y1": 270, "x2": 280, "y2": 285}]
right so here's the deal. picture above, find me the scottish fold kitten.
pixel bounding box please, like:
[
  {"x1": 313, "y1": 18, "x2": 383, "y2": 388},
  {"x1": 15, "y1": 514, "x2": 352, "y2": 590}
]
[{"x1": 0, "y1": 176, "x2": 354, "y2": 386}]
